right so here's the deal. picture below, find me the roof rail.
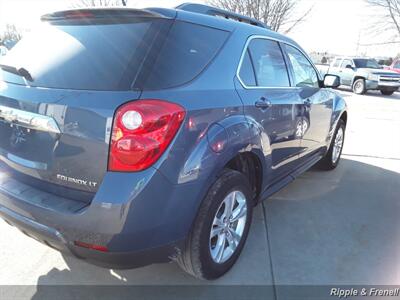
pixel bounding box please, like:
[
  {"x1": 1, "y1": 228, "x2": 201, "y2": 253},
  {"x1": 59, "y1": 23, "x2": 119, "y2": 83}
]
[{"x1": 176, "y1": 3, "x2": 268, "y2": 29}]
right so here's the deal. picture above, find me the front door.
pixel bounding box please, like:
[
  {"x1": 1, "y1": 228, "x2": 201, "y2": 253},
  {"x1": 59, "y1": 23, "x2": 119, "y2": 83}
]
[
  {"x1": 339, "y1": 58, "x2": 355, "y2": 86},
  {"x1": 283, "y1": 44, "x2": 334, "y2": 156},
  {"x1": 235, "y1": 37, "x2": 303, "y2": 183}
]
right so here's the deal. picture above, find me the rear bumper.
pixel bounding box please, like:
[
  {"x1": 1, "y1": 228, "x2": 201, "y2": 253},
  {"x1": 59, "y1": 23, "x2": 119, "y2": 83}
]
[
  {"x1": 0, "y1": 164, "x2": 206, "y2": 269},
  {"x1": 0, "y1": 205, "x2": 183, "y2": 268},
  {"x1": 0, "y1": 204, "x2": 68, "y2": 252}
]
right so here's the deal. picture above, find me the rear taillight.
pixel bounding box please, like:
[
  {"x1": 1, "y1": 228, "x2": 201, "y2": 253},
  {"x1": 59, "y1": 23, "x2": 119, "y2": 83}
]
[{"x1": 108, "y1": 99, "x2": 185, "y2": 172}]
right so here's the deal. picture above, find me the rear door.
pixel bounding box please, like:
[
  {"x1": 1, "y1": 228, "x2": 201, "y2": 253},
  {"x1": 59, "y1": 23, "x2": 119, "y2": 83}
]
[
  {"x1": 235, "y1": 37, "x2": 303, "y2": 182},
  {"x1": 283, "y1": 44, "x2": 333, "y2": 156},
  {"x1": 0, "y1": 14, "x2": 169, "y2": 199}
]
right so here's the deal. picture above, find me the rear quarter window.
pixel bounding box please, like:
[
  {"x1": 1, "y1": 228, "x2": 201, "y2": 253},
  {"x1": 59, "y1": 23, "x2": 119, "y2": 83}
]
[{"x1": 141, "y1": 22, "x2": 229, "y2": 90}]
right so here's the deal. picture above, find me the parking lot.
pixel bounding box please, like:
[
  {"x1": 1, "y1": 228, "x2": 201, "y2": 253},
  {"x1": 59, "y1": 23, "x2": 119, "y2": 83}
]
[{"x1": 0, "y1": 89, "x2": 399, "y2": 299}]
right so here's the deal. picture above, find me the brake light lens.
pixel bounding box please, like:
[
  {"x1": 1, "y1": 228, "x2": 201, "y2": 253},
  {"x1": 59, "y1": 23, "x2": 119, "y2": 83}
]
[{"x1": 108, "y1": 99, "x2": 185, "y2": 172}]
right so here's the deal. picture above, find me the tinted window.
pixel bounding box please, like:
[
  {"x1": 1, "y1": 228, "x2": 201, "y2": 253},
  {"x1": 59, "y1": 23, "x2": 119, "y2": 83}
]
[
  {"x1": 247, "y1": 39, "x2": 290, "y2": 87},
  {"x1": 285, "y1": 45, "x2": 319, "y2": 88},
  {"x1": 341, "y1": 59, "x2": 353, "y2": 68},
  {"x1": 1, "y1": 20, "x2": 229, "y2": 91},
  {"x1": 0, "y1": 20, "x2": 160, "y2": 90},
  {"x1": 353, "y1": 59, "x2": 381, "y2": 69},
  {"x1": 142, "y1": 22, "x2": 229, "y2": 90},
  {"x1": 238, "y1": 50, "x2": 256, "y2": 86}
]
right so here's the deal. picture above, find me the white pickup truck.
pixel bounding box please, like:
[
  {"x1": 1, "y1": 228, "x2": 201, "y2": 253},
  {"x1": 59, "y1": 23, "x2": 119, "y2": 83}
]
[{"x1": 317, "y1": 57, "x2": 400, "y2": 96}]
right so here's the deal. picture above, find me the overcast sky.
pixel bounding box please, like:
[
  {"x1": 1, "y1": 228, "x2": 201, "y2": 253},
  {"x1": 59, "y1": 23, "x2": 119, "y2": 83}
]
[{"x1": 0, "y1": 0, "x2": 397, "y2": 57}]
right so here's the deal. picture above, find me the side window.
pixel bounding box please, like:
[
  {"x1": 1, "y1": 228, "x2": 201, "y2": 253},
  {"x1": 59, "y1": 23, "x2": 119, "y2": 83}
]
[
  {"x1": 333, "y1": 59, "x2": 341, "y2": 68},
  {"x1": 245, "y1": 39, "x2": 290, "y2": 87},
  {"x1": 238, "y1": 50, "x2": 256, "y2": 86},
  {"x1": 394, "y1": 62, "x2": 400, "y2": 69},
  {"x1": 341, "y1": 59, "x2": 353, "y2": 68},
  {"x1": 285, "y1": 45, "x2": 319, "y2": 88}
]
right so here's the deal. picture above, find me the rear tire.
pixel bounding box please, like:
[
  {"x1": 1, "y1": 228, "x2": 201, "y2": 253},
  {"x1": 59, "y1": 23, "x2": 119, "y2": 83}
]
[
  {"x1": 352, "y1": 79, "x2": 366, "y2": 95},
  {"x1": 317, "y1": 119, "x2": 346, "y2": 170},
  {"x1": 381, "y1": 90, "x2": 395, "y2": 96},
  {"x1": 177, "y1": 169, "x2": 253, "y2": 280}
]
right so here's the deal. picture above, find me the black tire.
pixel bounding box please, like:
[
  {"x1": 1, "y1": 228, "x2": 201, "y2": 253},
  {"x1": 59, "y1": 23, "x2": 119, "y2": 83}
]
[
  {"x1": 177, "y1": 169, "x2": 253, "y2": 280},
  {"x1": 317, "y1": 119, "x2": 346, "y2": 170},
  {"x1": 381, "y1": 90, "x2": 395, "y2": 96},
  {"x1": 352, "y1": 79, "x2": 366, "y2": 95}
]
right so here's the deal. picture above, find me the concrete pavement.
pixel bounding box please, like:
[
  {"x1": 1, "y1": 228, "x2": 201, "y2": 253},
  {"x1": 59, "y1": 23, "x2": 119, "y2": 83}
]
[{"x1": 0, "y1": 90, "x2": 399, "y2": 299}]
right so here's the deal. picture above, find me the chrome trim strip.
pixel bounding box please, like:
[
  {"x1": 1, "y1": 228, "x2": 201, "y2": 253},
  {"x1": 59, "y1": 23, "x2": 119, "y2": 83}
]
[
  {"x1": 0, "y1": 105, "x2": 60, "y2": 134},
  {"x1": 6, "y1": 153, "x2": 48, "y2": 170},
  {"x1": 236, "y1": 35, "x2": 321, "y2": 90}
]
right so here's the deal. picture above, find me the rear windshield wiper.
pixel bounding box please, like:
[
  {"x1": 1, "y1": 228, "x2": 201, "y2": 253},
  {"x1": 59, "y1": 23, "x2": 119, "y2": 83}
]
[{"x1": 0, "y1": 64, "x2": 33, "y2": 82}]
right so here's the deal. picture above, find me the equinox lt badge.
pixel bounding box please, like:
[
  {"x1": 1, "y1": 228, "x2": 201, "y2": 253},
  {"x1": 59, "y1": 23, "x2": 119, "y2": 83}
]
[{"x1": 56, "y1": 174, "x2": 97, "y2": 188}]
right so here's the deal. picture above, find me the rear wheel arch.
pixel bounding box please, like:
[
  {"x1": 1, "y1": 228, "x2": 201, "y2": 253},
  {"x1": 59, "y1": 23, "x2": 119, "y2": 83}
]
[{"x1": 224, "y1": 152, "x2": 263, "y2": 204}]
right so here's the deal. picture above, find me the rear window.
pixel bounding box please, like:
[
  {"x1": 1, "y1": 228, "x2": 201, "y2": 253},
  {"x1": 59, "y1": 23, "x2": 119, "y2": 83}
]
[
  {"x1": 0, "y1": 19, "x2": 229, "y2": 91},
  {"x1": 0, "y1": 19, "x2": 160, "y2": 90}
]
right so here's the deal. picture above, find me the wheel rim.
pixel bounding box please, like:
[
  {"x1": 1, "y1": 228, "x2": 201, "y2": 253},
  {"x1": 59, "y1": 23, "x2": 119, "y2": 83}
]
[
  {"x1": 209, "y1": 191, "x2": 247, "y2": 264},
  {"x1": 295, "y1": 121, "x2": 303, "y2": 138},
  {"x1": 332, "y1": 127, "x2": 344, "y2": 164},
  {"x1": 354, "y1": 81, "x2": 363, "y2": 93}
]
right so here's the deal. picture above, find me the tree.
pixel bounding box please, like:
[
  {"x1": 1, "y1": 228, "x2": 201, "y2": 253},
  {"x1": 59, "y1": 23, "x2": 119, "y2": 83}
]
[
  {"x1": 365, "y1": 0, "x2": 400, "y2": 39},
  {"x1": 207, "y1": 0, "x2": 312, "y2": 33},
  {"x1": 0, "y1": 24, "x2": 22, "y2": 48},
  {"x1": 72, "y1": 0, "x2": 128, "y2": 7}
]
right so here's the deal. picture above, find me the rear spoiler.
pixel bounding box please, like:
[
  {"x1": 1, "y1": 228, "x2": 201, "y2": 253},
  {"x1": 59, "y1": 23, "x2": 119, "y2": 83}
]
[{"x1": 41, "y1": 8, "x2": 175, "y2": 22}]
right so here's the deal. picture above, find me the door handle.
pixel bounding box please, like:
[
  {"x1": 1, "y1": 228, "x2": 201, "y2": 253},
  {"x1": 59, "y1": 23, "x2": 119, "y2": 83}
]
[
  {"x1": 304, "y1": 99, "x2": 312, "y2": 107},
  {"x1": 255, "y1": 98, "x2": 272, "y2": 110}
]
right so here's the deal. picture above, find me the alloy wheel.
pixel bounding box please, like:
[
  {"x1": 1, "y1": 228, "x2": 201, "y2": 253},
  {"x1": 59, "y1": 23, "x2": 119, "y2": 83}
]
[
  {"x1": 354, "y1": 81, "x2": 364, "y2": 94},
  {"x1": 332, "y1": 127, "x2": 344, "y2": 163},
  {"x1": 209, "y1": 191, "x2": 247, "y2": 264}
]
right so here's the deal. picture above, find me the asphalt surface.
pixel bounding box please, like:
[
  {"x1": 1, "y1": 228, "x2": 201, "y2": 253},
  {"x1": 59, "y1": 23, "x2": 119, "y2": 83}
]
[{"x1": 0, "y1": 89, "x2": 399, "y2": 299}]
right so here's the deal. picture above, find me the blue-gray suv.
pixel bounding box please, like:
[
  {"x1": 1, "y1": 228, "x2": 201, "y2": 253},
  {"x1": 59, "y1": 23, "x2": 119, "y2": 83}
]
[{"x1": 0, "y1": 3, "x2": 347, "y2": 279}]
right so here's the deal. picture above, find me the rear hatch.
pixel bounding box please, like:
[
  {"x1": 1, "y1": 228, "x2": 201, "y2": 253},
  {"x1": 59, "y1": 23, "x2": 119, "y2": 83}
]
[
  {"x1": 0, "y1": 9, "x2": 173, "y2": 202},
  {"x1": 0, "y1": 9, "x2": 230, "y2": 204}
]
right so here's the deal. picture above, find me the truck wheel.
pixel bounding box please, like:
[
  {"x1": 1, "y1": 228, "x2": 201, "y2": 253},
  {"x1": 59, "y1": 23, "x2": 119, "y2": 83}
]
[
  {"x1": 381, "y1": 90, "x2": 395, "y2": 96},
  {"x1": 317, "y1": 119, "x2": 346, "y2": 170},
  {"x1": 177, "y1": 169, "x2": 253, "y2": 280},
  {"x1": 352, "y1": 79, "x2": 366, "y2": 95}
]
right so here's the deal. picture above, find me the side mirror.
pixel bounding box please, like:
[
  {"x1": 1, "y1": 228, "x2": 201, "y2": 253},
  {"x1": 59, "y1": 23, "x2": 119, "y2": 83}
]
[
  {"x1": 345, "y1": 65, "x2": 353, "y2": 69},
  {"x1": 324, "y1": 75, "x2": 340, "y2": 88}
]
